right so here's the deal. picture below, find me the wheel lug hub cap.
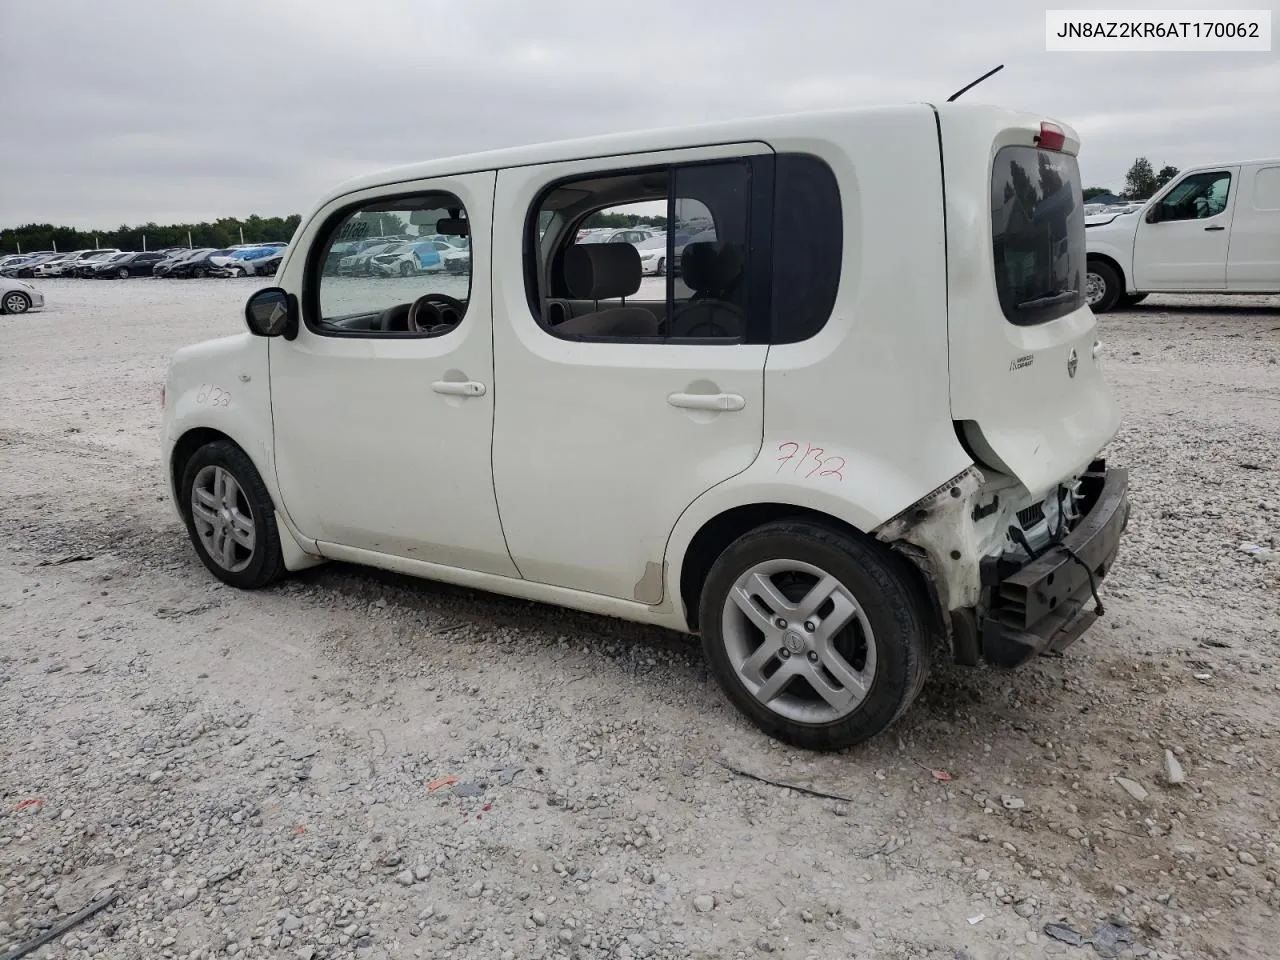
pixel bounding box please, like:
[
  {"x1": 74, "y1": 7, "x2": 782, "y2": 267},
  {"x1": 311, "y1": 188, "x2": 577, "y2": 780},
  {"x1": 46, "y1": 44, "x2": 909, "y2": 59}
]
[{"x1": 783, "y1": 631, "x2": 806, "y2": 654}]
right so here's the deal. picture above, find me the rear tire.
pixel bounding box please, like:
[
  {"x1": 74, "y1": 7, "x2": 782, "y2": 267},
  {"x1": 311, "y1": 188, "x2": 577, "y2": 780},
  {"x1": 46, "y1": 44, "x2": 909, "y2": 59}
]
[
  {"x1": 698, "y1": 520, "x2": 930, "y2": 751},
  {"x1": 178, "y1": 441, "x2": 285, "y2": 589},
  {"x1": 1086, "y1": 259, "x2": 1122, "y2": 313}
]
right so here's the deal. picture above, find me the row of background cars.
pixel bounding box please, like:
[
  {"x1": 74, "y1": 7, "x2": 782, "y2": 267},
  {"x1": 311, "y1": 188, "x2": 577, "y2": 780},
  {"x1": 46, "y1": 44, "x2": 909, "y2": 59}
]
[
  {"x1": 0, "y1": 242, "x2": 289, "y2": 282},
  {"x1": 1, "y1": 217, "x2": 706, "y2": 316}
]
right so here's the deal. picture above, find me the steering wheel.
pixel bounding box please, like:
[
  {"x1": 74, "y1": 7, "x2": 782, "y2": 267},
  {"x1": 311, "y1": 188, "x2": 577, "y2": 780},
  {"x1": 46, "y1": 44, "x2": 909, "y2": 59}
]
[{"x1": 408, "y1": 293, "x2": 467, "y2": 334}]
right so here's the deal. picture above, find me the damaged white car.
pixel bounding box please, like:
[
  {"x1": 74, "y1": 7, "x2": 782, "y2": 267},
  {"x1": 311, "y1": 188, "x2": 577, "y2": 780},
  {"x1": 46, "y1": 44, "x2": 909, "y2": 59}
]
[{"x1": 161, "y1": 102, "x2": 1130, "y2": 750}]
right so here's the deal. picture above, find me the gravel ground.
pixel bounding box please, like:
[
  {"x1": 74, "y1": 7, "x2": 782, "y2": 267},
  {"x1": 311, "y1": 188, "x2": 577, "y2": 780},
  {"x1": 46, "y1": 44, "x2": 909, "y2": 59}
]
[{"x1": 1, "y1": 279, "x2": 1278, "y2": 960}]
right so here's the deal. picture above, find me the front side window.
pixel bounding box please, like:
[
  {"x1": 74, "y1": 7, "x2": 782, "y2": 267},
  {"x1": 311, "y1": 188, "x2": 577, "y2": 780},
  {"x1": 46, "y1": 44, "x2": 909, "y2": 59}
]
[
  {"x1": 991, "y1": 145, "x2": 1085, "y2": 326},
  {"x1": 1155, "y1": 171, "x2": 1232, "y2": 221},
  {"x1": 312, "y1": 192, "x2": 471, "y2": 337}
]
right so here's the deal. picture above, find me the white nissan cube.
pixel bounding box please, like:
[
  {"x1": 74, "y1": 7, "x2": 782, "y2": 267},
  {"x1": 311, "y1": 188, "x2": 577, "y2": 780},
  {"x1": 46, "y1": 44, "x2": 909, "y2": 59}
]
[{"x1": 161, "y1": 102, "x2": 1131, "y2": 750}]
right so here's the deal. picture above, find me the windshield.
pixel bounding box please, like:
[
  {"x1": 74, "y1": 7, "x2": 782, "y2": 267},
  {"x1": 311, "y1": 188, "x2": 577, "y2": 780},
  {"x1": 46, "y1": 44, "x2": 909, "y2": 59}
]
[{"x1": 991, "y1": 145, "x2": 1085, "y2": 325}]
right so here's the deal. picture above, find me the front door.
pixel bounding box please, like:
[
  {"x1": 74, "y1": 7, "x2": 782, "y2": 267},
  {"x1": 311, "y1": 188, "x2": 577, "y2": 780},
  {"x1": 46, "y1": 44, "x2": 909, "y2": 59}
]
[
  {"x1": 1133, "y1": 167, "x2": 1239, "y2": 290},
  {"x1": 490, "y1": 145, "x2": 772, "y2": 603},
  {"x1": 269, "y1": 173, "x2": 519, "y2": 577}
]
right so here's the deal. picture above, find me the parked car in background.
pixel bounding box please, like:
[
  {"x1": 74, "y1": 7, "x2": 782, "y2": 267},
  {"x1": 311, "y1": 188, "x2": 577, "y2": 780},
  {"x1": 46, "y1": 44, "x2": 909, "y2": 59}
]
[
  {"x1": 31, "y1": 253, "x2": 80, "y2": 277},
  {"x1": 154, "y1": 249, "x2": 209, "y2": 278},
  {"x1": 91, "y1": 251, "x2": 168, "y2": 278},
  {"x1": 1, "y1": 277, "x2": 44, "y2": 315},
  {"x1": 634, "y1": 236, "x2": 668, "y2": 276},
  {"x1": 73, "y1": 251, "x2": 130, "y2": 277},
  {"x1": 4, "y1": 253, "x2": 61, "y2": 278},
  {"x1": 336, "y1": 241, "x2": 400, "y2": 275},
  {"x1": 210, "y1": 244, "x2": 287, "y2": 277},
  {"x1": 1085, "y1": 158, "x2": 1280, "y2": 311},
  {"x1": 580, "y1": 228, "x2": 655, "y2": 244},
  {"x1": 368, "y1": 239, "x2": 451, "y2": 276},
  {"x1": 248, "y1": 251, "x2": 284, "y2": 278},
  {"x1": 169, "y1": 249, "x2": 235, "y2": 278},
  {"x1": 33, "y1": 249, "x2": 120, "y2": 277}
]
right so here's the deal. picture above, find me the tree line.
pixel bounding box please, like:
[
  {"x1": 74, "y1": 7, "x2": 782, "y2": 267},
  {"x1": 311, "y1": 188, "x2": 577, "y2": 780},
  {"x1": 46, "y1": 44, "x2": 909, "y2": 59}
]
[
  {"x1": 1084, "y1": 156, "x2": 1181, "y2": 203},
  {"x1": 0, "y1": 214, "x2": 303, "y2": 256}
]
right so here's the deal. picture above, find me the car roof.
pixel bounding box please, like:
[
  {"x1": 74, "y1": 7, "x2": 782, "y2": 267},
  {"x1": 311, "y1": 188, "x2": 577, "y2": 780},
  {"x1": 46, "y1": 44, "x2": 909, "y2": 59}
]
[{"x1": 325, "y1": 102, "x2": 1043, "y2": 201}]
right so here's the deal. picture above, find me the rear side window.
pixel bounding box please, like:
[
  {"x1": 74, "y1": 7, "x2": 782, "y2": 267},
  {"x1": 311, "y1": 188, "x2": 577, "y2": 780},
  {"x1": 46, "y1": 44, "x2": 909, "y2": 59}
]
[
  {"x1": 990, "y1": 145, "x2": 1085, "y2": 326},
  {"x1": 1254, "y1": 165, "x2": 1280, "y2": 210},
  {"x1": 771, "y1": 154, "x2": 842, "y2": 343}
]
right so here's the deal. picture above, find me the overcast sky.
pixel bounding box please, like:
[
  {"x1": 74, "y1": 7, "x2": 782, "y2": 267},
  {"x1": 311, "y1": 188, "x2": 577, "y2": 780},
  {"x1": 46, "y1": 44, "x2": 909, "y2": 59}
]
[{"x1": 1, "y1": 0, "x2": 1276, "y2": 228}]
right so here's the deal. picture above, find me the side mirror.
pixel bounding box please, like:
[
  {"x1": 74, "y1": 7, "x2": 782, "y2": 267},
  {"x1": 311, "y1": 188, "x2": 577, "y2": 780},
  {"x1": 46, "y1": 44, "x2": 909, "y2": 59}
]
[
  {"x1": 245, "y1": 287, "x2": 296, "y2": 338},
  {"x1": 1145, "y1": 206, "x2": 1161, "y2": 224}
]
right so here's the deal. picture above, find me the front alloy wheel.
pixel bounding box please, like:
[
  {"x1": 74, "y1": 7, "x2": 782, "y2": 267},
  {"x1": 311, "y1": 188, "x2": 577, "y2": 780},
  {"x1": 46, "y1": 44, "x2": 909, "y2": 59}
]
[
  {"x1": 3, "y1": 291, "x2": 32, "y2": 314},
  {"x1": 180, "y1": 440, "x2": 285, "y2": 589}
]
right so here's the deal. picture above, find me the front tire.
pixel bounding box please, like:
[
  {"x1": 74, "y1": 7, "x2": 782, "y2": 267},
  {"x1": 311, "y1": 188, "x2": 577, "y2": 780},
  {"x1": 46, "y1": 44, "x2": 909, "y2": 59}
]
[
  {"x1": 117, "y1": 268, "x2": 129, "y2": 279},
  {"x1": 179, "y1": 441, "x2": 285, "y2": 589},
  {"x1": 192, "y1": 266, "x2": 207, "y2": 279},
  {"x1": 699, "y1": 520, "x2": 930, "y2": 751},
  {"x1": 657, "y1": 257, "x2": 666, "y2": 276},
  {"x1": 399, "y1": 262, "x2": 415, "y2": 277},
  {"x1": 1085, "y1": 259, "x2": 1122, "y2": 313},
  {"x1": 2, "y1": 290, "x2": 31, "y2": 314}
]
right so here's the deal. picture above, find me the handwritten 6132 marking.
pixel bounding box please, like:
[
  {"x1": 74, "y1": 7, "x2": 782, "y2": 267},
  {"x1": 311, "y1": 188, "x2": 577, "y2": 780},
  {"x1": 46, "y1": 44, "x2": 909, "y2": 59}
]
[
  {"x1": 195, "y1": 384, "x2": 230, "y2": 408},
  {"x1": 776, "y1": 442, "x2": 846, "y2": 480}
]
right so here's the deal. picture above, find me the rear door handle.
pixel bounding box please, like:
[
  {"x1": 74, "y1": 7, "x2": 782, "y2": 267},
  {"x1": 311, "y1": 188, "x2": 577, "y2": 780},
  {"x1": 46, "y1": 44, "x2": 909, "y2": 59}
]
[
  {"x1": 1204, "y1": 225, "x2": 1225, "y2": 231},
  {"x1": 667, "y1": 392, "x2": 745, "y2": 412},
  {"x1": 432, "y1": 380, "x2": 486, "y2": 397}
]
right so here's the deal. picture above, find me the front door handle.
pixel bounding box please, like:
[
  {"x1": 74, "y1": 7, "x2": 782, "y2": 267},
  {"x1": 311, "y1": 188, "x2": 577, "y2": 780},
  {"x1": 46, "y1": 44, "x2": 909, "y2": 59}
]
[
  {"x1": 1204, "y1": 225, "x2": 1225, "y2": 231},
  {"x1": 432, "y1": 380, "x2": 486, "y2": 397},
  {"x1": 667, "y1": 391, "x2": 745, "y2": 412}
]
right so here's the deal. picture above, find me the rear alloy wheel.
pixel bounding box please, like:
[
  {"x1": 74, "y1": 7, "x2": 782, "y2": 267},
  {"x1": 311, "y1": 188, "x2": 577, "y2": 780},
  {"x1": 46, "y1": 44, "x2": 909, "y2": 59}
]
[
  {"x1": 1085, "y1": 259, "x2": 1122, "y2": 313},
  {"x1": 179, "y1": 440, "x2": 285, "y2": 589},
  {"x1": 117, "y1": 267, "x2": 129, "y2": 279},
  {"x1": 2, "y1": 290, "x2": 31, "y2": 314},
  {"x1": 699, "y1": 520, "x2": 930, "y2": 750}
]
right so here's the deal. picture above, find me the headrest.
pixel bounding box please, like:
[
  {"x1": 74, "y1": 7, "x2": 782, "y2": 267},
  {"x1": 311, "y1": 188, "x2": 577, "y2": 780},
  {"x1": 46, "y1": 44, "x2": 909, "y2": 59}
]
[
  {"x1": 680, "y1": 241, "x2": 744, "y2": 295},
  {"x1": 564, "y1": 243, "x2": 641, "y2": 300},
  {"x1": 436, "y1": 217, "x2": 469, "y2": 237}
]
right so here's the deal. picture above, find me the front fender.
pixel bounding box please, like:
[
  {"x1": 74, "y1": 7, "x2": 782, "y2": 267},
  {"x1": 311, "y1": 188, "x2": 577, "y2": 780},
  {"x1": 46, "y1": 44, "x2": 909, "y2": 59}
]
[{"x1": 1085, "y1": 232, "x2": 1137, "y2": 292}]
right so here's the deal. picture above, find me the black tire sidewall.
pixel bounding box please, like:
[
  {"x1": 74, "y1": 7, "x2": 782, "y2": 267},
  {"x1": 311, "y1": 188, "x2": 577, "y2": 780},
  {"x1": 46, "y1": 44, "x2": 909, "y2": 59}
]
[
  {"x1": 178, "y1": 440, "x2": 284, "y2": 589},
  {"x1": 699, "y1": 522, "x2": 928, "y2": 751},
  {"x1": 1088, "y1": 259, "x2": 1122, "y2": 313}
]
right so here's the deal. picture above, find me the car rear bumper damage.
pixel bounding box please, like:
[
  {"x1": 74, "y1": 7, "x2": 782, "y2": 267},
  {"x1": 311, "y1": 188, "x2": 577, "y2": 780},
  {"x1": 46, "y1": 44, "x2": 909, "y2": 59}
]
[{"x1": 976, "y1": 459, "x2": 1130, "y2": 667}]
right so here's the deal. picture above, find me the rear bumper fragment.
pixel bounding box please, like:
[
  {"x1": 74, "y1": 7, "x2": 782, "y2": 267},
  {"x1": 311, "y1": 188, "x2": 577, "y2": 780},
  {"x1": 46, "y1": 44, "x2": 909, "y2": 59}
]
[{"x1": 979, "y1": 460, "x2": 1130, "y2": 667}]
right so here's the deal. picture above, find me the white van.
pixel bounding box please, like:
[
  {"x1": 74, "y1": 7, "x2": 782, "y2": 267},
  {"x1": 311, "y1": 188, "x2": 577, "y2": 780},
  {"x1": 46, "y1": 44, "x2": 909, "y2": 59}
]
[
  {"x1": 1085, "y1": 158, "x2": 1280, "y2": 311},
  {"x1": 161, "y1": 102, "x2": 1131, "y2": 750}
]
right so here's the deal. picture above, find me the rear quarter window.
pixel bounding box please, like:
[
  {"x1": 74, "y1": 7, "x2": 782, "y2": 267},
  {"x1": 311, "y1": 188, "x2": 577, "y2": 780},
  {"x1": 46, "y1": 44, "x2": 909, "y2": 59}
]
[
  {"x1": 990, "y1": 145, "x2": 1085, "y2": 326},
  {"x1": 1253, "y1": 165, "x2": 1280, "y2": 211}
]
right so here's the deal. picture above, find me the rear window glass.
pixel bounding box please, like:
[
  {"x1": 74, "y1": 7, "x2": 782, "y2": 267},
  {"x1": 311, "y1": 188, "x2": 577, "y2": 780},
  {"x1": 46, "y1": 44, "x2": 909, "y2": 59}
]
[{"x1": 990, "y1": 145, "x2": 1085, "y2": 326}]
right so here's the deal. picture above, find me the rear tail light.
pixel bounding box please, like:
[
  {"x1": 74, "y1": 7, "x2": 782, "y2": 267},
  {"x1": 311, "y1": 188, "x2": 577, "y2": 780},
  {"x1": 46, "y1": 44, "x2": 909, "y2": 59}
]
[{"x1": 1035, "y1": 121, "x2": 1066, "y2": 151}]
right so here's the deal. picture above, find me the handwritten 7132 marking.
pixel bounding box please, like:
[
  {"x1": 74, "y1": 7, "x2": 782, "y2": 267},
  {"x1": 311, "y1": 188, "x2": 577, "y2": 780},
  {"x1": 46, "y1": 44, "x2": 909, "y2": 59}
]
[
  {"x1": 195, "y1": 384, "x2": 231, "y2": 407},
  {"x1": 775, "y1": 442, "x2": 846, "y2": 480}
]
